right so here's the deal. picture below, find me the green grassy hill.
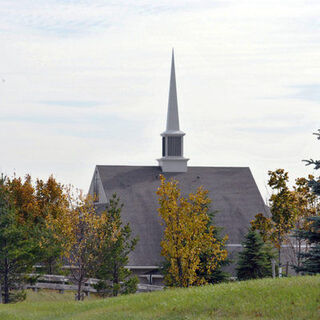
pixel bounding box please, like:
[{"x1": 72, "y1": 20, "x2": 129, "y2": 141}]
[{"x1": 0, "y1": 276, "x2": 319, "y2": 320}]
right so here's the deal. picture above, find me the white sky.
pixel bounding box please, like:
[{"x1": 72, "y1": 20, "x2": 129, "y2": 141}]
[{"x1": 1, "y1": 0, "x2": 320, "y2": 201}]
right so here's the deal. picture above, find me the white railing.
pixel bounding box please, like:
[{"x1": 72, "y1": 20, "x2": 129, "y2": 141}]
[{"x1": 26, "y1": 274, "x2": 163, "y2": 294}]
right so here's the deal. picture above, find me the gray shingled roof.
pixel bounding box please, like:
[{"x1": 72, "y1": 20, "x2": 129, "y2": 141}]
[{"x1": 92, "y1": 165, "x2": 268, "y2": 268}]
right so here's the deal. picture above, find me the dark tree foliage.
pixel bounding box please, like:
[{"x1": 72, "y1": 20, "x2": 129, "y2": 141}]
[
  {"x1": 0, "y1": 177, "x2": 37, "y2": 303},
  {"x1": 95, "y1": 194, "x2": 138, "y2": 297},
  {"x1": 304, "y1": 129, "x2": 320, "y2": 195},
  {"x1": 199, "y1": 253, "x2": 230, "y2": 284},
  {"x1": 294, "y1": 216, "x2": 320, "y2": 274},
  {"x1": 296, "y1": 130, "x2": 320, "y2": 274},
  {"x1": 197, "y1": 210, "x2": 230, "y2": 284},
  {"x1": 236, "y1": 228, "x2": 274, "y2": 280}
]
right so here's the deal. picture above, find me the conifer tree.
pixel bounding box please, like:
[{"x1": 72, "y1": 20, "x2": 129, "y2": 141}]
[
  {"x1": 197, "y1": 210, "x2": 230, "y2": 284},
  {"x1": 304, "y1": 129, "x2": 320, "y2": 196},
  {"x1": 236, "y1": 228, "x2": 274, "y2": 280},
  {"x1": 95, "y1": 194, "x2": 138, "y2": 296},
  {"x1": 293, "y1": 216, "x2": 320, "y2": 274},
  {"x1": 297, "y1": 130, "x2": 320, "y2": 274}
]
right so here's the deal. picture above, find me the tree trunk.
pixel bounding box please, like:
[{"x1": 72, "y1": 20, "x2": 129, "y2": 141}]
[
  {"x1": 77, "y1": 277, "x2": 83, "y2": 301},
  {"x1": 48, "y1": 257, "x2": 53, "y2": 275},
  {"x1": 113, "y1": 264, "x2": 119, "y2": 296},
  {"x1": 278, "y1": 233, "x2": 283, "y2": 278},
  {"x1": 272, "y1": 259, "x2": 276, "y2": 278},
  {"x1": 278, "y1": 230, "x2": 282, "y2": 277},
  {"x1": 4, "y1": 257, "x2": 9, "y2": 304},
  {"x1": 177, "y1": 257, "x2": 183, "y2": 287},
  {"x1": 76, "y1": 266, "x2": 84, "y2": 302},
  {"x1": 296, "y1": 238, "x2": 301, "y2": 274}
]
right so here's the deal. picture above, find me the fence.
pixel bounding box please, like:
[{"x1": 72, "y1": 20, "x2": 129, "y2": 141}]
[{"x1": 26, "y1": 274, "x2": 163, "y2": 296}]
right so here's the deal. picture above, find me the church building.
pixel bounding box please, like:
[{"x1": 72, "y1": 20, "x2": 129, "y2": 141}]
[{"x1": 88, "y1": 52, "x2": 268, "y2": 284}]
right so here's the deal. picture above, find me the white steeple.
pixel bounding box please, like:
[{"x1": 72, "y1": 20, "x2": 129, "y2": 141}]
[
  {"x1": 157, "y1": 50, "x2": 189, "y2": 172},
  {"x1": 166, "y1": 50, "x2": 180, "y2": 133}
]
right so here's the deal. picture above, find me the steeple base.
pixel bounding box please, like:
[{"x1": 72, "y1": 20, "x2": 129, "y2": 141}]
[{"x1": 157, "y1": 157, "x2": 189, "y2": 173}]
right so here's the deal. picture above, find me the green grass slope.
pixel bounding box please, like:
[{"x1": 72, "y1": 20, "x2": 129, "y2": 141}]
[
  {"x1": 0, "y1": 276, "x2": 319, "y2": 320},
  {"x1": 24, "y1": 290, "x2": 100, "y2": 303}
]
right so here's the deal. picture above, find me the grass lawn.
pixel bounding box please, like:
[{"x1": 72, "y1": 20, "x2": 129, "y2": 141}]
[
  {"x1": 24, "y1": 289, "x2": 100, "y2": 303},
  {"x1": 0, "y1": 276, "x2": 318, "y2": 320}
]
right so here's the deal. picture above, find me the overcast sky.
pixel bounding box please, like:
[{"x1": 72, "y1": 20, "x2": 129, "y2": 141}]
[{"x1": 1, "y1": 0, "x2": 319, "y2": 201}]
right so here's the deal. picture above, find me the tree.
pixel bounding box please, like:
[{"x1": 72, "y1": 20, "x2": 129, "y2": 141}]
[
  {"x1": 0, "y1": 176, "x2": 37, "y2": 303},
  {"x1": 157, "y1": 175, "x2": 228, "y2": 287},
  {"x1": 250, "y1": 213, "x2": 273, "y2": 243},
  {"x1": 236, "y1": 228, "x2": 274, "y2": 280},
  {"x1": 197, "y1": 210, "x2": 230, "y2": 284},
  {"x1": 252, "y1": 172, "x2": 319, "y2": 272},
  {"x1": 6, "y1": 174, "x2": 70, "y2": 275},
  {"x1": 289, "y1": 177, "x2": 318, "y2": 270},
  {"x1": 294, "y1": 216, "x2": 320, "y2": 274},
  {"x1": 268, "y1": 169, "x2": 298, "y2": 267},
  {"x1": 6, "y1": 174, "x2": 40, "y2": 225},
  {"x1": 47, "y1": 188, "x2": 116, "y2": 300},
  {"x1": 94, "y1": 194, "x2": 138, "y2": 297},
  {"x1": 304, "y1": 129, "x2": 320, "y2": 195},
  {"x1": 35, "y1": 176, "x2": 69, "y2": 274},
  {"x1": 251, "y1": 169, "x2": 298, "y2": 269},
  {"x1": 294, "y1": 129, "x2": 320, "y2": 274}
]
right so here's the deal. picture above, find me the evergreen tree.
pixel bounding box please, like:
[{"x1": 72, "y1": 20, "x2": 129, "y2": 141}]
[
  {"x1": 294, "y1": 216, "x2": 320, "y2": 274},
  {"x1": 296, "y1": 130, "x2": 320, "y2": 274},
  {"x1": 304, "y1": 131, "x2": 320, "y2": 197},
  {"x1": 95, "y1": 194, "x2": 138, "y2": 296},
  {"x1": 198, "y1": 210, "x2": 230, "y2": 284},
  {"x1": 304, "y1": 129, "x2": 320, "y2": 196},
  {"x1": 236, "y1": 228, "x2": 274, "y2": 280}
]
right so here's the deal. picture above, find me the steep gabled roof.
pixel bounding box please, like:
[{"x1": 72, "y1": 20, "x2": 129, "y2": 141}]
[{"x1": 90, "y1": 165, "x2": 268, "y2": 267}]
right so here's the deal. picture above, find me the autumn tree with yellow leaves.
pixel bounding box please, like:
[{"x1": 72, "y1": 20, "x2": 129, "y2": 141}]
[
  {"x1": 6, "y1": 175, "x2": 70, "y2": 274},
  {"x1": 6, "y1": 174, "x2": 40, "y2": 225},
  {"x1": 157, "y1": 175, "x2": 228, "y2": 287},
  {"x1": 36, "y1": 176, "x2": 69, "y2": 274},
  {"x1": 47, "y1": 188, "x2": 118, "y2": 300},
  {"x1": 0, "y1": 173, "x2": 131, "y2": 302},
  {"x1": 290, "y1": 176, "x2": 319, "y2": 269},
  {"x1": 252, "y1": 169, "x2": 297, "y2": 269},
  {"x1": 251, "y1": 169, "x2": 319, "y2": 272}
]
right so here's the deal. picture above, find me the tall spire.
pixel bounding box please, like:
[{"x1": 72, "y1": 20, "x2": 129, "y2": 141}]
[
  {"x1": 166, "y1": 49, "x2": 180, "y2": 132},
  {"x1": 157, "y1": 50, "x2": 189, "y2": 173}
]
